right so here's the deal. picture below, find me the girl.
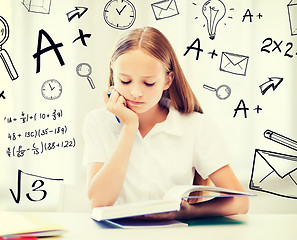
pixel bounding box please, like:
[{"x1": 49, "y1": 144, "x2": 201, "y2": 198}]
[{"x1": 83, "y1": 27, "x2": 249, "y2": 219}]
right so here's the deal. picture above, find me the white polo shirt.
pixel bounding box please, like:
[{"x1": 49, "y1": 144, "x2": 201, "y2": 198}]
[{"x1": 82, "y1": 98, "x2": 230, "y2": 204}]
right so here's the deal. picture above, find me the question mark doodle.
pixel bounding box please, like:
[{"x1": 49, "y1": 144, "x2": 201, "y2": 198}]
[{"x1": 1, "y1": 28, "x2": 4, "y2": 36}]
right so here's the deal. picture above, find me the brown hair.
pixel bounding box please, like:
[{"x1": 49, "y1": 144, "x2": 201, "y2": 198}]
[
  {"x1": 108, "y1": 27, "x2": 203, "y2": 114},
  {"x1": 109, "y1": 27, "x2": 209, "y2": 195}
]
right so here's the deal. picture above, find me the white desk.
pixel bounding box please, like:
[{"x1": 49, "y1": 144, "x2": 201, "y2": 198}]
[{"x1": 27, "y1": 212, "x2": 296, "y2": 240}]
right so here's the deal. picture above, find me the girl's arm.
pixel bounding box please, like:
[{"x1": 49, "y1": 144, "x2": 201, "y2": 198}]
[
  {"x1": 86, "y1": 89, "x2": 138, "y2": 208},
  {"x1": 142, "y1": 165, "x2": 249, "y2": 220},
  {"x1": 177, "y1": 165, "x2": 249, "y2": 219}
]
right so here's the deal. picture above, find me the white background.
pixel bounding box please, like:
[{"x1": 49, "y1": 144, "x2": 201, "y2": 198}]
[{"x1": 0, "y1": 0, "x2": 296, "y2": 213}]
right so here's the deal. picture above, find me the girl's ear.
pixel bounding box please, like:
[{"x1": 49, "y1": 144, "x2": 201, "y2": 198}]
[{"x1": 163, "y1": 71, "x2": 174, "y2": 90}]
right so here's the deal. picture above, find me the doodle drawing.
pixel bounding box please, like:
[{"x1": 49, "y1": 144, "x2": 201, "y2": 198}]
[
  {"x1": 0, "y1": 16, "x2": 18, "y2": 80},
  {"x1": 151, "y1": 0, "x2": 179, "y2": 20},
  {"x1": 22, "y1": 0, "x2": 52, "y2": 14},
  {"x1": 66, "y1": 6, "x2": 88, "y2": 22},
  {"x1": 250, "y1": 130, "x2": 297, "y2": 199},
  {"x1": 76, "y1": 63, "x2": 95, "y2": 89},
  {"x1": 41, "y1": 79, "x2": 62, "y2": 100},
  {"x1": 203, "y1": 84, "x2": 231, "y2": 100},
  {"x1": 0, "y1": 90, "x2": 5, "y2": 99},
  {"x1": 202, "y1": 0, "x2": 226, "y2": 40},
  {"x1": 264, "y1": 129, "x2": 297, "y2": 152},
  {"x1": 103, "y1": 0, "x2": 136, "y2": 30},
  {"x1": 220, "y1": 52, "x2": 249, "y2": 76},
  {"x1": 250, "y1": 149, "x2": 297, "y2": 199},
  {"x1": 9, "y1": 169, "x2": 63, "y2": 204},
  {"x1": 287, "y1": 0, "x2": 297, "y2": 36},
  {"x1": 259, "y1": 77, "x2": 283, "y2": 95}
]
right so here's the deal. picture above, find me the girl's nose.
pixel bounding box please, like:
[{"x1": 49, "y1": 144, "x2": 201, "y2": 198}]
[{"x1": 130, "y1": 85, "x2": 143, "y2": 98}]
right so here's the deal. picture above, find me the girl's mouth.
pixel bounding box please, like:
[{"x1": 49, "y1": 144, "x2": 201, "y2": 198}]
[{"x1": 127, "y1": 100, "x2": 144, "y2": 106}]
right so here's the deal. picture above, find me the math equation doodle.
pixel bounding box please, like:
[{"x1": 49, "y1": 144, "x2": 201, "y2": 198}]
[
  {"x1": 9, "y1": 169, "x2": 63, "y2": 204},
  {"x1": 3, "y1": 109, "x2": 77, "y2": 158}
]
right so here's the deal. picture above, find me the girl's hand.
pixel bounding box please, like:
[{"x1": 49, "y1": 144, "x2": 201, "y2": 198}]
[{"x1": 103, "y1": 87, "x2": 139, "y2": 128}]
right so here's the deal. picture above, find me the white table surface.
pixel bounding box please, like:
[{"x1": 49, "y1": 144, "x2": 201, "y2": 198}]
[{"x1": 23, "y1": 212, "x2": 297, "y2": 240}]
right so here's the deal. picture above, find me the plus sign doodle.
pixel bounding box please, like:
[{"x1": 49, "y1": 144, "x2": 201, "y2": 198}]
[{"x1": 0, "y1": 90, "x2": 5, "y2": 99}]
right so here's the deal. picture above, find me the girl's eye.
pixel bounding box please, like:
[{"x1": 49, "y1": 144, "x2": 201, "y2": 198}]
[
  {"x1": 144, "y1": 82, "x2": 155, "y2": 87},
  {"x1": 121, "y1": 80, "x2": 131, "y2": 85}
]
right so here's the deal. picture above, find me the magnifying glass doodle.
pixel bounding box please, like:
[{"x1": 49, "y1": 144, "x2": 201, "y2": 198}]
[
  {"x1": 76, "y1": 62, "x2": 95, "y2": 89},
  {"x1": 0, "y1": 16, "x2": 18, "y2": 80},
  {"x1": 203, "y1": 84, "x2": 231, "y2": 100}
]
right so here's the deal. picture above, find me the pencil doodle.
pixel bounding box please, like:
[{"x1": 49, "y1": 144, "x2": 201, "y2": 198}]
[
  {"x1": 259, "y1": 77, "x2": 283, "y2": 95},
  {"x1": 22, "y1": 0, "x2": 52, "y2": 14},
  {"x1": 250, "y1": 130, "x2": 297, "y2": 199},
  {"x1": 264, "y1": 129, "x2": 297, "y2": 152},
  {"x1": 76, "y1": 63, "x2": 95, "y2": 89},
  {"x1": 151, "y1": 0, "x2": 179, "y2": 20},
  {"x1": 9, "y1": 169, "x2": 63, "y2": 204},
  {"x1": 202, "y1": 0, "x2": 226, "y2": 40},
  {"x1": 66, "y1": 6, "x2": 88, "y2": 22},
  {"x1": 0, "y1": 16, "x2": 18, "y2": 80}
]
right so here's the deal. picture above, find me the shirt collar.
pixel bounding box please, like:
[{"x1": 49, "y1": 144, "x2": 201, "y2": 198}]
[{"x1": 152, "y1": 98, "x2": 184, "y2": 137}]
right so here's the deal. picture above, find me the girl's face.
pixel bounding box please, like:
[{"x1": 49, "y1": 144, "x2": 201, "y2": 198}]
[{"x1": 112, "y1": 49, "x2": 173, "y2": 114}]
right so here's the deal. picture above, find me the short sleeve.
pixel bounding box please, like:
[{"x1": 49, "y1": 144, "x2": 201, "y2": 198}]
[
  {"x1": 193, "y1": 116, "x2": 231, "y2": 179},
  {"x1": 82, "y1": 110, "x2": 108, "y2": 166}
]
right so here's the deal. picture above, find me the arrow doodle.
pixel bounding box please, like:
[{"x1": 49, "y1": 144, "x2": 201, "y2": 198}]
[
  {"x1": 66, "y1": 6, "x2": 88, "y2": 22},
  {"x1": 259, "y1": 77, "x2": 283, "y2": 95}
]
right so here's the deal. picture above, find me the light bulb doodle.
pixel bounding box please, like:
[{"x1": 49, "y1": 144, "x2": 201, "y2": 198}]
[{"x1": 202, "y1": 0, "x2": 226, "y2": 40}]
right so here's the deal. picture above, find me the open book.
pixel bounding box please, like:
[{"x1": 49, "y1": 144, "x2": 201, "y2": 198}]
[{"x1": 92, "y1": 185, "x2": 253, "y2": 222}]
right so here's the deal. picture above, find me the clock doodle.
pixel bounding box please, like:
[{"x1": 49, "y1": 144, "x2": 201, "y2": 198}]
[
  {"x1": 103, "y1": 0, "x2": 136, "y2": 30},
  {"x1": 41, "y1": 79, "x2": 62, "y2": 100}
]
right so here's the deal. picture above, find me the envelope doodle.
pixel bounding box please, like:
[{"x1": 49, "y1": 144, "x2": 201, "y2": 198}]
[
  {"x1": 219, "y1": 52, "x2": 249, "y2": 76},
  {"x1": 250, "y1": 130, "x2": 297, "y2": 199},
  {"x1": 151, "y1": 0, "x2": 179, "y2": 20}
]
